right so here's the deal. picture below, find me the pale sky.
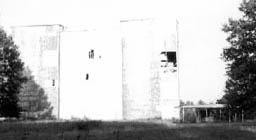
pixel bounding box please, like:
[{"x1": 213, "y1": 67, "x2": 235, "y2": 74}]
[{"x1": 0, "y1": 0, "x2": 243, "y2": 103}]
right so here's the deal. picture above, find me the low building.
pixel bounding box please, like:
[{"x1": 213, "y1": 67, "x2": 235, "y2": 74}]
[{"x1": 180, "y1": 104, "x2": 226, "y2": 123}]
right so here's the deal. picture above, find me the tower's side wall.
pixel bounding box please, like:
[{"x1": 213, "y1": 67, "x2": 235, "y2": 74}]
[
  {"x1": 121, "y1": 20, "x2": 162, "y2": 120},
  {"x1": 12, "y1": 25, "x2": 61, "y2": 117},
  {"x1": 121, "y1": 19, "x2": 180, "y2": 120},
  {"x1": 158, "y1": 22, "x2": 180, "y2": 119}
]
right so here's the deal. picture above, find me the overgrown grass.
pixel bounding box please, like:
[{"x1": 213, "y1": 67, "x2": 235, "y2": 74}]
[{"x1": 0, "y1": 121, "x2": 256, "y2": 140}]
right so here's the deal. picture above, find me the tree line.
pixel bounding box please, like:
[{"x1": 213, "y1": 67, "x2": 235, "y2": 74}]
[
  {"x1": 0, "y1": 28, "x2": 53, "y2": 120},
  {"x1": 218, "y1": 0, "x2": 256, "y2": 120}
]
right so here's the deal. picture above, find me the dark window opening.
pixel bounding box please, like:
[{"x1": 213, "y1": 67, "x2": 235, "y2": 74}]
[
  {"x1": 86, "y1": 73, "x2": 89, "y2": 80},
  {"x1": 160, "y1": 51, "x2": 177, "y2": 67},
  {"x1": 52, "y1": 79, "x2": 55, "y2": 86},
  {"x1": 89, "y1": 49, "x2": 94, "y2": 59}
]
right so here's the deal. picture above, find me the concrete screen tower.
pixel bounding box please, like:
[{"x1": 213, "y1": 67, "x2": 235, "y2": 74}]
[
  {"x1": 11, "y1": 19, "x2": 179, "y2": 120},
  {"x1": 121, "y1": 19, "x2": 161, "y2": 119},
  {"x1": 11, "y1": 25, "x2": 63, "y2": 118},
  {"x1": 121, "y1": 19, "x2": 179, "y2": 120}
]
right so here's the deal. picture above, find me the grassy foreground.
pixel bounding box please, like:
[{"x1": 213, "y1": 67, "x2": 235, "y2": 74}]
[{"x1": 0, "y1": 121, "x2": 256, "y2": 140}]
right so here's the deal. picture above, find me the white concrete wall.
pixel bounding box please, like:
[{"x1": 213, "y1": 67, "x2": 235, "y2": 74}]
[
  {"x1": 60, "y1": 28, "x2": 122, "y2": 120},
  {"x1": 121, "y1": 19, "x2": 179, "y2": 120},
  {"x1": 11, "y1": 19, "x2": 179, "y2": 120},
  {"x1": 121, "y1": 19, "x2": 161, "y2": 119},
  {"x1": 12, "y1": 25, "x2": 61, "y2": 117},
  {"x1": 159, "y1": 23, "x2": 180, "y2": 119}
]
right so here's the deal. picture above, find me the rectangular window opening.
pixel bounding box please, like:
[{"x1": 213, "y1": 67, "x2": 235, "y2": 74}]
[
  {"x1": 160, "y1": 51, "x2": 177, "y2": 67},
  {"x1": 86, "y1": 73, "x2": 89, "y2": 80},
  {"x1": 89, "y1": 49, "x2": 94, "y2": 59},
  {"x1": 52, "y1": 79, "x2": 55, "y2": 86}
]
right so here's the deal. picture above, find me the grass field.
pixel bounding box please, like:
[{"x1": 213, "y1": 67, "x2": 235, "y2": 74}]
[{"x1": 0, "y1": 120, "x2": 256, "y2": 140}]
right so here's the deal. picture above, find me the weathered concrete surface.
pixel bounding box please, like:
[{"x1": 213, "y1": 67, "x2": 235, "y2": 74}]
[
  {"x1": 11, "y1": 19, "x2": 179, "y2": 120},
  {"x1": 12, "y1": 25, "x2": 62, "y2": 117}
]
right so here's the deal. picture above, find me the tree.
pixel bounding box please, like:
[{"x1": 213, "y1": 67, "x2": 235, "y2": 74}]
[
  {"x1": 0, "y1": 28, "x2": 26, "y2": 118},
  {"x1": 198, "y1": 100, "x2": 206, "y2": 105},
  {"x1": 185, "y1": 101, "x2": 194, "y2": 106},
  {"x1": 19, "y1": 67, "x2": 54, "y2": 120},
  {"x1": 220, "y1": 0, "x2": 256, "y2": 119}
]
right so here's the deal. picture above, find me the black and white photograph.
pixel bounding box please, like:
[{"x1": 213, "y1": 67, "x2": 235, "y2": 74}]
[{"x1": 0, "y1": 0, "x2": 256, "y2": 139}]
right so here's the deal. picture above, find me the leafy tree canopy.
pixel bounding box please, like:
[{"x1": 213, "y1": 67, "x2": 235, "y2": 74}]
[
  {"x1": 197, "y1": 100, "x2": 206, "y2": 105},
  {"x1": 19, "y1": 67, "x2": 54, "y2": 120},
  {"x1": 220, "y1": 0, "x2": 256, "y2": 118},
  {"x1": 0, "y1": 28, "x2": 26, "y2": 118}
]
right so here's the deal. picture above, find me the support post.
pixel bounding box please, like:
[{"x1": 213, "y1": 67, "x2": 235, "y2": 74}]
[
  {"x1": 229, "y1": 109, "x2": 231, "y2": 123},
  {"x1": 234, "y1": 113, "x2": 237, "y2": 122},
  {"x1": 220, "y1": 109, "x2": 222, "y2": 121},
  {"x1": 198, "y1": 109, "x2": 201, "y2": 122},
  {"x1": 242, "y1": 109, "x2": 244, "y2": 122},
  {"x1": 182, "y1": 107, "x2": 185, "y2": 122},
  {"x1": 57, "y1": 26, "x2": 62, "y2": 120}
]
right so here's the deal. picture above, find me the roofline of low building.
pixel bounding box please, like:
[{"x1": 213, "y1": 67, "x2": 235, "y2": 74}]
[{"x1": 176, "y1": 104, "x2": 226, "y2": 109}]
